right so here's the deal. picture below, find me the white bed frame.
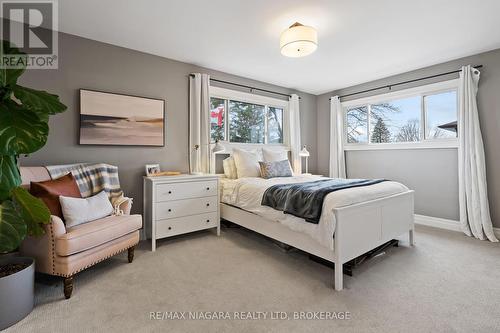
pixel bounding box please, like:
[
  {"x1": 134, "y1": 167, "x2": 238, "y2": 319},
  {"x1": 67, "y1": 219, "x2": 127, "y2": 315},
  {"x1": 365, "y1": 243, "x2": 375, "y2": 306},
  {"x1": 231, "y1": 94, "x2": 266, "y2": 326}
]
[{"x1": 220, "y1": 190, "x2": 414, "y2": 291}]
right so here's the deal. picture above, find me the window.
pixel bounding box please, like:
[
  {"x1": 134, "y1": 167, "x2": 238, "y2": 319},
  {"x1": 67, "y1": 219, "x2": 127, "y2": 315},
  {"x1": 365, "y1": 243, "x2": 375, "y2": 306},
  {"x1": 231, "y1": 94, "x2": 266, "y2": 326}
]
[
  {"x1": 210, "y1": 97, "x2": 225, "y2": 142},
  {"x1": 343, "y1": 80, "x2": 458, "y2": 149},
  {"x1": 424, "y1": 91, "x2": 458, "y2": 139},
  {"x1": 209, "y1": 87, "x2": 287, "y2": 145},
  {"x1": 370, "y1": 96, "x2": 421, "y2": 143},
  {"x1": 267, "y1": 107, "x2": 284, "y2": 144},
  {"x1": 229, "y1": 101, "x2": 265, "y2": 143},
  {"x1": 346, "y1": 106, "x2": 368, "y2": 143}
]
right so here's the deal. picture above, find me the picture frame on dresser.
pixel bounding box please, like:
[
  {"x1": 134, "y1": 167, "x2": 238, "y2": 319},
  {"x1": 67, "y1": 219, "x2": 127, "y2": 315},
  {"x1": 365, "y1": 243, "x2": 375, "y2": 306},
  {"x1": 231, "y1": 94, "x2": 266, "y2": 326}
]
[
  {"x1": 143, "y1": 174, "x2": 220, "y2": 251},
  {"x1": 145, "y1": 164, "x2": 161, "y2": 176}
]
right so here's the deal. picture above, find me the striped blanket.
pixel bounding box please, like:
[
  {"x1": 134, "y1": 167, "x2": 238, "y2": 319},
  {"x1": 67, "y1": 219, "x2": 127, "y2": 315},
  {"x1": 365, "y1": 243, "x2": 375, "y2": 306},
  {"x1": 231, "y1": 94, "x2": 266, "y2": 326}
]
[{"x1": 46, "y1": 163, "x2": 123, "y2": 198}]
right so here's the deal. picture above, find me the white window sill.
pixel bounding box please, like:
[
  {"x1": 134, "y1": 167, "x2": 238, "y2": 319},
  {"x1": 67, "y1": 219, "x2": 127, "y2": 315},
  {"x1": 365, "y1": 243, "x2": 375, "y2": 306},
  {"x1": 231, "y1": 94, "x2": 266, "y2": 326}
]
[{"x1": 344, "y1": 141, "x2": 458, "y2": 151}]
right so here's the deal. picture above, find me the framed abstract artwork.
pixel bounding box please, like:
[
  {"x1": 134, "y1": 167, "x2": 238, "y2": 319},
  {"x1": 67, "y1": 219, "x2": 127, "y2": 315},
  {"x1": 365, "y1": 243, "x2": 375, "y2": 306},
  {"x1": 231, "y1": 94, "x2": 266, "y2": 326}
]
[{"x1": 79, "y1": 89, "x2": 165, "y2": 146}]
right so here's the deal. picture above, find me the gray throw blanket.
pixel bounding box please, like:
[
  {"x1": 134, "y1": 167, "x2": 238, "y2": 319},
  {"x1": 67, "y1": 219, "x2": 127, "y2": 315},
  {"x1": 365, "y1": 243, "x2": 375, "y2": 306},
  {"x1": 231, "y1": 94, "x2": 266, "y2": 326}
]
[{"x1": 261, "y1": 178, "x2": 386, "y2": 224}]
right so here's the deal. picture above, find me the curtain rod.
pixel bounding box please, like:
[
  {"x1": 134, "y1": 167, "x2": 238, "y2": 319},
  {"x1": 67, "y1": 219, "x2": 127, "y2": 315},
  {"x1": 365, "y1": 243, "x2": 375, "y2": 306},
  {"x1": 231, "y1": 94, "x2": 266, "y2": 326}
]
[
  {"x1": 330, "y1": 65, "x2": 483, "y2": 101},
  {"x1": 189, "y1": 74, "x2": 300, "y2": 99}
]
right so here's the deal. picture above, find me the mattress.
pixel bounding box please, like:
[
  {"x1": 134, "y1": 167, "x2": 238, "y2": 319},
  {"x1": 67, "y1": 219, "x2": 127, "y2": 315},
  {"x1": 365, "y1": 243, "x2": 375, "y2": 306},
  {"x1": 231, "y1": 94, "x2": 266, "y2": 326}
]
[{"x1": 219, "y1": 175, "x2": 409, "y2": 249}]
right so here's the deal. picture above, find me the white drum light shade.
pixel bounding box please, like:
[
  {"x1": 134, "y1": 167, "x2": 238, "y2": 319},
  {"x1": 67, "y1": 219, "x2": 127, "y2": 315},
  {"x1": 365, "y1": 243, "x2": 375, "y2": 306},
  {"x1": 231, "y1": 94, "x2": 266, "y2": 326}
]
[{"x1": 280, "y1": 22, "x2": 317, "y2": 57}]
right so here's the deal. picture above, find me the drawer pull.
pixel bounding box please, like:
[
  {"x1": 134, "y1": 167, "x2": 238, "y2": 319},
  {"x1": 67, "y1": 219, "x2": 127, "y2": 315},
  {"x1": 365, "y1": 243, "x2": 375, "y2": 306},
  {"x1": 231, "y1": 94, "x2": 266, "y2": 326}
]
[
  {"x1": 168, "y1": 209, "x2": 172, "y2": 212},
  {"x1": 206, "y1": 187, "x2": 210, "y2": 190},
  {"x1": 168, "y1": 191, "x2": 172, "y2": 194},
  {"x1": 206, "y1": 203, "x2": 210, "y2": 207},
  {"x1": 206, "y1": 219, "x2": 210, "y2": 223},
  {"x1": 168, "y1": 226, "x2": 172, "y2": 230}
]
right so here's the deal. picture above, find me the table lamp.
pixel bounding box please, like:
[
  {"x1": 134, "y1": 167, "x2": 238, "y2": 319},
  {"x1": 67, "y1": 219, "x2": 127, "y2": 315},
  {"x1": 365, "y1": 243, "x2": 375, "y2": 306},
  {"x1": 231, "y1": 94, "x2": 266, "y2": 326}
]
[{"x1": 299, "y1": 145, "x2": 310, "y2": 175}]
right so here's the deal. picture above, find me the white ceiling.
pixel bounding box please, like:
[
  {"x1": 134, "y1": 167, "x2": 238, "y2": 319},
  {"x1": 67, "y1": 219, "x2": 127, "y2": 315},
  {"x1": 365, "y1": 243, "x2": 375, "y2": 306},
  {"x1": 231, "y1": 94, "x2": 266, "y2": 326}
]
[{"x1": 54, "y1": 0, "x2": 500, "y2": 95}]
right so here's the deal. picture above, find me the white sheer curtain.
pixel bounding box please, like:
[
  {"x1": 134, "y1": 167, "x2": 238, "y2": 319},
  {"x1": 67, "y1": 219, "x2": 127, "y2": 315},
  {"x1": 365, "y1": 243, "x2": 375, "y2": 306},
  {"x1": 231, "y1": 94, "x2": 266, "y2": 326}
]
[
  {"x1": 288, "y1": 94, "x2": 302, "y2": 174},
  {"x1": 329, "y1": 96, "x2": 346, "y2": 178},
  {"x1": 189, "y1": 73, "x2": 211, "y2": 174},
  {"x1": 458, "y1": 65, "x2": 498, "y2": 242}
]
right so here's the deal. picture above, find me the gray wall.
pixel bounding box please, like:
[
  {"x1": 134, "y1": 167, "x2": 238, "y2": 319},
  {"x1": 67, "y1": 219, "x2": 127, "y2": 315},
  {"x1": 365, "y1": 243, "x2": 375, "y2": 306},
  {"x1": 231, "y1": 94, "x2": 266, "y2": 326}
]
[
  {"x1": 317, "y1": 48, "x2": 500, "y2": 226},
  {"x1": 346, "y1": 149, "x2": 458, "y2": 219},
  {"x1": 19, "y1": 32, "x2": 317, "y2": 214}
]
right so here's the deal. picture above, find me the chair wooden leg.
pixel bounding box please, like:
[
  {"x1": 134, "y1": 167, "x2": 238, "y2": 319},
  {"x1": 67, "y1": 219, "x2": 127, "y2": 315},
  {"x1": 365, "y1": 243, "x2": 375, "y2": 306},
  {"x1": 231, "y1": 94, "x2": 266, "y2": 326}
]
[
  {"x1": 63, "y1": 276, "x2": 74, "y2": 299},
  {"x1": 128, "y1": 246, "x2": 135, "y2": 263}
]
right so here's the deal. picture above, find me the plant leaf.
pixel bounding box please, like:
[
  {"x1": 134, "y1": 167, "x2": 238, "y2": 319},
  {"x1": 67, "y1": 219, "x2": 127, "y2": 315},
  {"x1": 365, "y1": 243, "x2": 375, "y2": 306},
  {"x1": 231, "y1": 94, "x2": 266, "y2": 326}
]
[
  {"x1": 13, "y1": 85, "x2": 67, "y2": 122},
  {"x1": 0, "y1": 40, "x2": 27, "y2": 88},
  {"x1": 0, "y1": 200, "x2": 26, "y2": 253},
  {"x1": 0, "y1": 62, "x2": 4, "y2": 88},
  {"x1": 0, "y1": 155, "x2": 21, "y2": 201},
  {"x1": 11, "y1": 186, "x2": 50, "y2": 237},
  {"x1": 0, "y1": 99, "x2": 48, "y2": 155}
]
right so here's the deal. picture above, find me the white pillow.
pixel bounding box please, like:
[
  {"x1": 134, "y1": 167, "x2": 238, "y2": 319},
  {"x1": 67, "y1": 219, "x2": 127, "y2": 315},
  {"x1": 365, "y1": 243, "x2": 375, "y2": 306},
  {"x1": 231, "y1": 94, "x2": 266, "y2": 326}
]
[
  {"x1": 60, "y1": 191, "x2": 114, "y2": 228},
  {"x1": 262, "y1": 148, "x2": 288, "y2": 162},
  {"x1": 222, "y1": 156, "x2": 237, "y2": 179},
  {"x1": 232, "y1": 148, "x2": 261, "y2": 178}
]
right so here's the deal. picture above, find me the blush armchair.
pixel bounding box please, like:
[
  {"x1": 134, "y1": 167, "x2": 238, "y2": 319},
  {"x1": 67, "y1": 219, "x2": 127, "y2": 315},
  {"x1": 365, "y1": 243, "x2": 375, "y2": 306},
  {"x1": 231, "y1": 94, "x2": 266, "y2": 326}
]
[{"x1": 19, "y1": 166, "x2": 142, "y2": 299}]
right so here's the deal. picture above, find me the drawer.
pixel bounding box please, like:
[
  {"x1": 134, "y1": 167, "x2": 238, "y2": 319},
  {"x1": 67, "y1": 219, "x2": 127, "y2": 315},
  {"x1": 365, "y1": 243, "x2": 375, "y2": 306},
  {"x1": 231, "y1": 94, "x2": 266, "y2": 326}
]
[
  {"x1": 155, "y1": 180, "x2": 217, "y2": 202},
  {"x1": 156, "y1": 212, "x2": 218, "y2": 238},
  {"x1": 155, "y1": 196, "x2": 217, "y2": 220}
]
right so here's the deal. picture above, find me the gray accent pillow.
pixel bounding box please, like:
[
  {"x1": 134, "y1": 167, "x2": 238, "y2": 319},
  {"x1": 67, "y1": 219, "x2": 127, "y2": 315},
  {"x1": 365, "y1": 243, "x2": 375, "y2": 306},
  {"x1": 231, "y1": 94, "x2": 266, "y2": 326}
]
[{"x1": 259, "y1": 160, "x2": 293, "y2": 179}]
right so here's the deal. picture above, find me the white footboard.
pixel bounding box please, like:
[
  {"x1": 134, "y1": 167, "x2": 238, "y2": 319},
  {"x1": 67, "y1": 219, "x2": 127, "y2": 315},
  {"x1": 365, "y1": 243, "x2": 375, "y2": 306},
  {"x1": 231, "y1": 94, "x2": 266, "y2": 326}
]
[
  {"x1": 220, "y1": 190, "x2": 414, "y2": 291},
  {"x1": 333, "y1": 190, "x2": 414, "y2": 290}
]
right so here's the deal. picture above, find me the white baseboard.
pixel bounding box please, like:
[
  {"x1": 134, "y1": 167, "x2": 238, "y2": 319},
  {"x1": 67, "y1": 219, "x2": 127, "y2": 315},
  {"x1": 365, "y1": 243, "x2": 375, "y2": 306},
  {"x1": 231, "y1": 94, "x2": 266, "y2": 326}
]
[
  {"x1": 414, "y1": 214, "x2": 500, "y2": 239},
  {"x1": 414, "y1": 214, "x2": 462, "y2": 232}
]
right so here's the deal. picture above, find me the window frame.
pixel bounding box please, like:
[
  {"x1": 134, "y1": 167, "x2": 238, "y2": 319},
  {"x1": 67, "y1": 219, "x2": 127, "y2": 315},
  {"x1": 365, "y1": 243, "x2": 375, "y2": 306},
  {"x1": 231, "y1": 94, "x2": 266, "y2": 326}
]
[
  {"x1": 210, "y1": 86, "x2": 289, "y2": 148},
  {"x1": 341, "y1": 79, "x2": 459, "y2": 151}
]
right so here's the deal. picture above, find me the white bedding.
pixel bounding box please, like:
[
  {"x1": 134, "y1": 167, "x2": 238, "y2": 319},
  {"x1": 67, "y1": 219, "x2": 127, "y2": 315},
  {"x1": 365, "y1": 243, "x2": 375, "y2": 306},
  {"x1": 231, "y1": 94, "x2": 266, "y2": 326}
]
[{"x1": 220, "y1": 175, "x2": 409, "y2": 249}]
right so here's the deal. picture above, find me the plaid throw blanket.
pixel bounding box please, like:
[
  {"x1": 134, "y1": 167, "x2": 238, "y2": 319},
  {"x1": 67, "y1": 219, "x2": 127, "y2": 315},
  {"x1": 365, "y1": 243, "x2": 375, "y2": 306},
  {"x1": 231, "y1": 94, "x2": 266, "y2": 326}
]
[{"x1": 45, "y1": 163, "x2": 123, "y2": 199}]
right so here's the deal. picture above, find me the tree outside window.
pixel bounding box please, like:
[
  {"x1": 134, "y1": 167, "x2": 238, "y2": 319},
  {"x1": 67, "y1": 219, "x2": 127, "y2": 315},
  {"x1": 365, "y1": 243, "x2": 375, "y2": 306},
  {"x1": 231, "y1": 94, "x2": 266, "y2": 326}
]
[
  {"x1": 210, "y1": 97, "x2": 225, "y2": 142},
  {"x1": 210, "y1": 96, "x2": 284, "y2": 144},
  {"x1": 229, "y1": 101, "x2": 265, "y2": 143}
]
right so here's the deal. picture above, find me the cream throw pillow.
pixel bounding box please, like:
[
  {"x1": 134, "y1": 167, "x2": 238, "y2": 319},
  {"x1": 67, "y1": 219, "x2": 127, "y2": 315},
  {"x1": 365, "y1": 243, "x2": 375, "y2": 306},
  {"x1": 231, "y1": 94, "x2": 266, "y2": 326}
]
[
  {"x1": 60, "y1": 191, "x2": 114, "y2": 227},
  {"x1": 232, "y1": 148, "x2": 261, "y2": 178},
  {"x1": 262, "y1": 148, "x2": 288, "y2": 162},
  {"x1": 222, "y1": 156, "x2": 237, "y2": 179}
]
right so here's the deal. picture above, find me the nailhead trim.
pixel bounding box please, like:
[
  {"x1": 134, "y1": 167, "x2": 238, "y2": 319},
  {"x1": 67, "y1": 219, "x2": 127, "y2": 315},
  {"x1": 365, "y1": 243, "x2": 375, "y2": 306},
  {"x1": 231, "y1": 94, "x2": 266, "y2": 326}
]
[
  {"x1": 53, "y1": 243, "x2": 139, "y2": 278},
  {"x1": 49, "y1": 223, "x2": 56, "y2": 275}
]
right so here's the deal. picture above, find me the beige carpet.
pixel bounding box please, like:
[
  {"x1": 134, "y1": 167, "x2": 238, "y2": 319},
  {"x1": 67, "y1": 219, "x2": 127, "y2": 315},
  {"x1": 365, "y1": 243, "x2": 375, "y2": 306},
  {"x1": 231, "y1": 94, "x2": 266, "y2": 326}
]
[{"x1": 5, "y1": 225, "x2": 500, "y2": 333}]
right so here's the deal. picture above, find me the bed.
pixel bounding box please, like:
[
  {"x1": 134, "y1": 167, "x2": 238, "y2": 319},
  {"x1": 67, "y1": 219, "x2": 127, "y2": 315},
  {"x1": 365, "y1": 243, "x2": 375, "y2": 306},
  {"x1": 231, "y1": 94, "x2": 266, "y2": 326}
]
[{"x1": 218, "y1": 173, "x2": 414, "y2": 291}]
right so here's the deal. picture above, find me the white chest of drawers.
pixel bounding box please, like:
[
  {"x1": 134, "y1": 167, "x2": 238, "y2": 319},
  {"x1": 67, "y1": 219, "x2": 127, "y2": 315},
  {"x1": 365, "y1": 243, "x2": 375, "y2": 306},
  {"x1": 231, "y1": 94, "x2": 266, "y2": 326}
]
[{"x1": 143, "y1": 174, "x2": 220, "y2": 251}]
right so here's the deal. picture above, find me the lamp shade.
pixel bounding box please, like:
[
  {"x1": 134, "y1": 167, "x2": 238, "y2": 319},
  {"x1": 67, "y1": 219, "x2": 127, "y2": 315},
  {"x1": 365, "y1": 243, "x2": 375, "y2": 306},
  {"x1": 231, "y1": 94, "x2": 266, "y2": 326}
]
[
  {"x1": 299, "y1": 145, "x2": 310, "y2": 157},
  {"x1": 212, "y1": 141, "x2": 225, "y2": 153},
  {"x1": 280, "y1": 22, "x2": 317, "y2": 58}
]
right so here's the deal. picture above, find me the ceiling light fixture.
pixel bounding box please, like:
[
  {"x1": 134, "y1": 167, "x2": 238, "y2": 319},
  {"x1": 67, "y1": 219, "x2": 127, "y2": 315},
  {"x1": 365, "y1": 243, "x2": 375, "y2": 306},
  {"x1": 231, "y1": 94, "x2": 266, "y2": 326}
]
[{"x1": 280, "y1": 22, "x2": 317, "y2": 58}]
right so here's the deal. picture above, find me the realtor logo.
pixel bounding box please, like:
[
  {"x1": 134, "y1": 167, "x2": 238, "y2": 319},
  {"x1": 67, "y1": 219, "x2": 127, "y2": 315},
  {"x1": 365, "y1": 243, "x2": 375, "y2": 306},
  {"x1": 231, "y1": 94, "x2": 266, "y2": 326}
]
[{"x1": 1, "y1": 0, "x2": 58, "y2": 69}]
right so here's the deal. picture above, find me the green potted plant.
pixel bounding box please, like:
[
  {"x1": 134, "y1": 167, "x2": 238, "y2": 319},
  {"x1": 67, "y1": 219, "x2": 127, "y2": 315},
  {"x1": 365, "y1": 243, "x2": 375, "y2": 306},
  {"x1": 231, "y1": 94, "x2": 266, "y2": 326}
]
[{"x1": 0, "y1": 40, "x2": 66, "y2": 330}]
